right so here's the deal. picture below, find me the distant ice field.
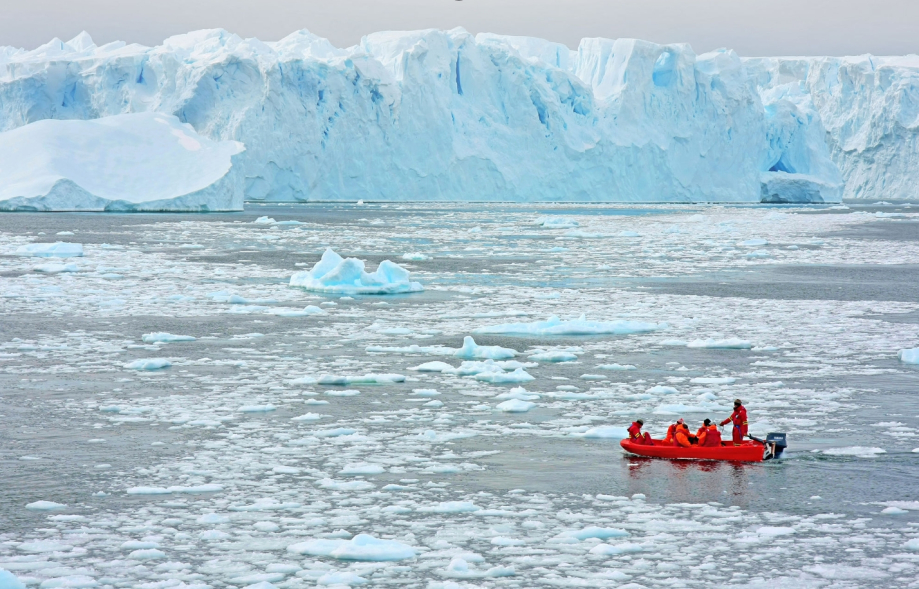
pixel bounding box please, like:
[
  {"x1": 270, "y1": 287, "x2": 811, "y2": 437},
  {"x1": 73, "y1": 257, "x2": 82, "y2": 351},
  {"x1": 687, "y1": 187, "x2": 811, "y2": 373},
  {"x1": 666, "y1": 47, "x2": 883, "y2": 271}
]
[{"x1": 1, "y1": 202, "x2": 919, "y2": 588}]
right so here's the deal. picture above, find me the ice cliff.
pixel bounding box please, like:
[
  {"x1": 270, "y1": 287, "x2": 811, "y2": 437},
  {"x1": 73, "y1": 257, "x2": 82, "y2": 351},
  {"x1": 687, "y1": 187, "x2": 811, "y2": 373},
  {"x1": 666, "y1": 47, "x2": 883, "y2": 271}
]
[
  {"x1": 0, "y1": 112, "x2": 244, "y2": 211},
  {"x1": 1, "y1": 29, "x2": 912, "y2": 204},
  {"x1": 746, "y1": 56, "x2": 919, "y2": 201}
]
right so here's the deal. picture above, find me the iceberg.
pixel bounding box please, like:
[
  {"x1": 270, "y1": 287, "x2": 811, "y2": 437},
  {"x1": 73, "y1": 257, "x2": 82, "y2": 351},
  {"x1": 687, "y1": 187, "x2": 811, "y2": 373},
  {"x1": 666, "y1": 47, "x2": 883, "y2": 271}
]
[
  {"x1": 0, "y1": 29, "x2": 859, "y2": 204},
  {"x1": 289, "y1": 248, "x2": 423, "y2": 295},
  {"x1": 0, "y1": 112, "x2": 244, "y2": 211}
]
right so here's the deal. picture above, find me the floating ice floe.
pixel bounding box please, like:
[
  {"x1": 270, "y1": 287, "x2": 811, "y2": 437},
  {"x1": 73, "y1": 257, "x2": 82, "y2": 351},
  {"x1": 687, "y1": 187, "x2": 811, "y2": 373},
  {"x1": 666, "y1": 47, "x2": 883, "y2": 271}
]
[
  {"x1": 473, "y1": 315, "x2": 665, "y2": 336},
  {"x1": 124, "y1": 358, "x2": 171, "y2": 371},
  {"x1": 821, "y1": 447, "x2": 886, "y2": 458},
  {"x1": 410, "y1": 361, "x2": 455, "y2": 372},
  {"x1": 453, "y1": 336, "x2": 517, "y2": 360},
  {"x1": 401, "y1": 252, "x2": 430, "y2": 260},
  {"x1": 287, "y1": 534, "x2": 416, "y2": 561},
  {"x1": 33, "y1": 262, "x2": 79, "y2": 273},
  {"x1": 15, "y1": 242, "x2": 83, "y2": 257},
  {"x1": 289, "y1": 248, "x2": 423, "y2": 295},
  {"x1": 898, "y1": 348, "x2": 919, "y2": 364},
  {"x1": 475, "y1": 368, "x2": 535, "y2": 384},
  {"x1": 0, "y1": 569, "x2": 25, "y2": 589},
  {"x1": 443, "y1": 557, "x2": 515, "y2": 578},
  {"x1": 527, "y1": 350, "x2": 578, "y2": 362},
  {"x1": 142, "y1": 332, "x2": 195, "y2": 344},
  {"x1": 598, "y1": 363, "x2": 637, "y2": 370},
  {"x1": 0, "y1": 113, "x2": 244, "y2": 211},
  {"x1": 25, "y1": 501, "x2": 67, "y2": 511},
  {"x1": 686, "y1": 338, "x2": 753, "y2": 349},
  {"x1": 318, "y1": 373, "x2": 405, "y2": 385},
  {"x1": 534, "y1": 216, "x2": 579, "y2": 228},
  {"x1": 495, "y1": 399, "x2": 536, "y2": 412},
  {"x1": 571, "y1": 426, "x2": 629, "y2": 439}
]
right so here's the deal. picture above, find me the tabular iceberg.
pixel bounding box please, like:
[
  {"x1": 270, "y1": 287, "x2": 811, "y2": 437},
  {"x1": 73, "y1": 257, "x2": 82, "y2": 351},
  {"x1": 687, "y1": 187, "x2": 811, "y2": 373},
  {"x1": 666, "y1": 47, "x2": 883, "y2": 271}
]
[
  {"x1": 0, "y1": 29, "x2": 860, "y2": 204},
  {"x1": 0, "y1": 112, "x2": 245, "y2": 211}
]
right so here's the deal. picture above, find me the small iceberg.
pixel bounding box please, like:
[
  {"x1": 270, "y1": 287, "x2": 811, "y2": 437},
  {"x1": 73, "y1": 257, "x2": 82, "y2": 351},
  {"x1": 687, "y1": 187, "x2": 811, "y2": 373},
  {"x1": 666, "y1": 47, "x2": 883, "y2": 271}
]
[
  {"x1": 289, "y1": 248, "x2": 423, "y2": 295},
  {"x1": 473, "y1": 315, "x2": 665, "y2": 336},
  {"x1": 15, "y1": 242, "x2": 83, "y2": 258},
  {"x1": 453, "y1": 336, "x2": 517, "y2": 360},
  {"x1": 899, "y1": 348, "x2": 919, "y2": 364}
]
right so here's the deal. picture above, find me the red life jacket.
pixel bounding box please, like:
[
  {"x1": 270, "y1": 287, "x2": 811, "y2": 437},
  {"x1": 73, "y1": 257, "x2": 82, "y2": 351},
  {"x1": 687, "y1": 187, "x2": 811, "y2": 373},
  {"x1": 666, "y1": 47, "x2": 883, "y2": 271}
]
[{"x1": 702, "y1": 425, "x2": 722, "y2": 447}]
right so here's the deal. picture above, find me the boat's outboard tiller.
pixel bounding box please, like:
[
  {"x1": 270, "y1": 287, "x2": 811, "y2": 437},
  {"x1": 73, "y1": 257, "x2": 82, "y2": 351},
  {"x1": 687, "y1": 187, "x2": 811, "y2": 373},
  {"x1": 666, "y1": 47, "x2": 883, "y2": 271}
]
[
  {"x1": 763, "y1": 432, "x2": 787, "y2": 460},
  {"x1": 748, "y1": 432, "x2": 787, "y2": 460}
]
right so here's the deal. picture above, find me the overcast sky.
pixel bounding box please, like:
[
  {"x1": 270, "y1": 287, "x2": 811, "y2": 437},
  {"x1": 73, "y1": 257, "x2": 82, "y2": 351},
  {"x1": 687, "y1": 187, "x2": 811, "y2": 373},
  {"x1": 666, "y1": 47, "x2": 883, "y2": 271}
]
[{"x1": 4, "y1": 0, "x2": 918, "y2": 57}]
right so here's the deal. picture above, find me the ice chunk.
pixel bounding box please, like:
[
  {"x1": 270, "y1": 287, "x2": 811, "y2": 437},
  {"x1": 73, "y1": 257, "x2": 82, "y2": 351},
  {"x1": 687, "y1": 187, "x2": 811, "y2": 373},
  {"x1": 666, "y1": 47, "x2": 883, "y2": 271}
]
[
  {"x1": 25, "y1": 501, "x2": 67, "y2": 511},
  {"x1": 0, "y1": 113, "x2": 244, "y2": 211},
  {"x1": 34, "y1": 263, "x2": 80, "y2": 273},
  {"x1": 898, "y1": 348, "x2": 919, "y2": 364},
  {"x1": 598, "y1": 363, "x2": 636, "y2": 370},
  {"x1": 15, "y1": 242, "x2": 83, "y2": 257},
  {"x1": 289, "y1": 248, "x2": 423, "y2": 295},
  {"x1": 453, "y1": 336, "x2": 516, "y2": 360},
  {"x1": 287, "y1": 534, "x2": 415, "y2": 561},
  {"x1": 527, "y1": 351, "x2": 578, "y2": 362},
  {"x1": 475, "y1": 368, "x2": 535, "y2": 384},
  {"x1": 821, "y1": 447, "x2": 886, "y2": 458},
  {"x1": 0, "y1": 569, "x2": 26, "y2": 589},
  {"x1": 318, "y1": 373, "x2": 405, "y2": 385},
  {"x1": 418, "y1": 501, "x2": 481, "y2": 513},
  {"x1": 533, "y1": 216, "x2": 579, "y2": 228},
  {"x1": 410, "y1": 361, "x2": 454, "y2": 372},
  {"x1": 686, "y1": 338, "x2": 753, "y2": 349},
  {"x1": 124, "y1": 358, "x2": 171, "y2": 371},
  {"x1": 339, "y1": 463, "x2": 386, "y2": 475},
  {"x1": 495, "y1": 399, "x2": 536, "y2": 412},
  {"x1": 573, "y1": 426, "x2": 629, "y2": 439},
  {"x1": 473, "y1": 315, "x2": 665, "y2": 336},
  {"x1": 142, "y1": 333, "x2": 195, "y2": 343}
]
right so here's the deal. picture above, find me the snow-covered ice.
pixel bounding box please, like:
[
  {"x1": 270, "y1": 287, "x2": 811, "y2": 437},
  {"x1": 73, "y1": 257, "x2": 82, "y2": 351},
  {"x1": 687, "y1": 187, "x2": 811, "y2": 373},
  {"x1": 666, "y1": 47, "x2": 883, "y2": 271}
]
[{"x1": 0, "y1": 113, "x2": 244, "y2": 211}]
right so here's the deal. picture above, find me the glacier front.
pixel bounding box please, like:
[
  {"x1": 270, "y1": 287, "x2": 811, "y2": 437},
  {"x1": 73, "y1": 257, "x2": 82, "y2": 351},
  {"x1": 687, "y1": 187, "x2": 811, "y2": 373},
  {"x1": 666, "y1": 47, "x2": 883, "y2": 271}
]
[
  {"x1": 1, "y1": 29, "x2": 913, "y2": 203},
  {"x1": 0, "y1": 112, "x2": 245, "y2": 211}
]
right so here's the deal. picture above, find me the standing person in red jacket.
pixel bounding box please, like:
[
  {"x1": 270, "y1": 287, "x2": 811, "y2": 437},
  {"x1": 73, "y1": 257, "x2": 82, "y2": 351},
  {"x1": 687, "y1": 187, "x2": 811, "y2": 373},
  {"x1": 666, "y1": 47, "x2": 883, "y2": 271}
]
[
  {"x1": 720, "y1": 399, "x2": 748, "y2": 446},
  {"x1": 627, "y1": 419, "x2": 653, "y2": 445}
]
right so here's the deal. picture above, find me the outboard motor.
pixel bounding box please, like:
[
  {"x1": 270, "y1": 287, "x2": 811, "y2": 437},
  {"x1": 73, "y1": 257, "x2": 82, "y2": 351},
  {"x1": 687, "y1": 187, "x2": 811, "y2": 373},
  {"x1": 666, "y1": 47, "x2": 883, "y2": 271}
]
[{"x1": 748, "y1": 432, "x2": 787, "y2": 460}]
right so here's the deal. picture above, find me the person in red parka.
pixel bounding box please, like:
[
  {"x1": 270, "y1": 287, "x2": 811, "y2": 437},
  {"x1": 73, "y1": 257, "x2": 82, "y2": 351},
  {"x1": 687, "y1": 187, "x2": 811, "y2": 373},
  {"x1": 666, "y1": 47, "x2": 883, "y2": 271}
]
[
  {"x1": 627, "y1": 419, "x2": 653, "y2": 445},
  {"x1": 697, "y1": 419, "x2": 722, "y2": 447},
  {"x1": 720, "y1": 399, "x2": 748, "y2": 446},
  {"x1": 663, "y1": 418, "x2": 684, "y2": 444}
]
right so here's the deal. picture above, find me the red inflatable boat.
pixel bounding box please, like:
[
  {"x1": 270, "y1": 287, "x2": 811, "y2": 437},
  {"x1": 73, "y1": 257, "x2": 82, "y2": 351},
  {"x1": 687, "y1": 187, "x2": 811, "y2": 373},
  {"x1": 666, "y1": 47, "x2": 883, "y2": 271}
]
[{"x1": 620, "y1": 439, "x2": 765, "y2": 462}]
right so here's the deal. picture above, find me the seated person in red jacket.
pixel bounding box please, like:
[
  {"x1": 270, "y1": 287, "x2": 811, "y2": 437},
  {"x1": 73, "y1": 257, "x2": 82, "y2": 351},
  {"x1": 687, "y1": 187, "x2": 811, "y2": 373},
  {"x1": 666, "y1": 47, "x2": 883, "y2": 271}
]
[
  {"x1": 696, "y1": 419, "x2": 722, "y2": 447},
  {"x1": 673, "y1": 422, "x2": 693, "y2": 447},
  {"x1": 627, "y1": 419, "x2": 653, "y2": 445}
]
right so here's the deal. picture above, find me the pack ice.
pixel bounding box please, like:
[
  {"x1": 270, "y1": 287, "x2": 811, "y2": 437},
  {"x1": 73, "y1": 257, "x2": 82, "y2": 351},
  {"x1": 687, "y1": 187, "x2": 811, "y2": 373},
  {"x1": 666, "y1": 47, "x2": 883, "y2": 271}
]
[
  {"x1": 0, "y1": 112, "x2": 244, "y2": 211},
  {"x1": 0, "y1": 29, "x2": 864, "y2": 204}
]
